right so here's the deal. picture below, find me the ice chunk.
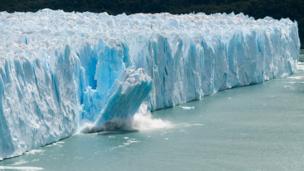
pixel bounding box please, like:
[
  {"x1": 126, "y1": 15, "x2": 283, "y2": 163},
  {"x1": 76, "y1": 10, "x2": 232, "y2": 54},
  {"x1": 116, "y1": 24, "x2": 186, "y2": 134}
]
[{"x1": 82, "y1": 68, "x2": 152, "y2": 133}]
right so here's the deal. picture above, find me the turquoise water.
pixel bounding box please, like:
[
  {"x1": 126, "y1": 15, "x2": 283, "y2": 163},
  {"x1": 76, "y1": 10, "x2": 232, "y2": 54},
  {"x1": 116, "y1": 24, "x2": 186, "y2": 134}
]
[{"x1": 1, "y1": 63, "x2": 304, "y2": 171}]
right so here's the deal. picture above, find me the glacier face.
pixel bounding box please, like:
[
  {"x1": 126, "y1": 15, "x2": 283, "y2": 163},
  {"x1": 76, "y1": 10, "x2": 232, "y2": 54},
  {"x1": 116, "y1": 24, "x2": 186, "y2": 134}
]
[{"x1": 0, "y1": 9, "x2": 300, "y2": 159}]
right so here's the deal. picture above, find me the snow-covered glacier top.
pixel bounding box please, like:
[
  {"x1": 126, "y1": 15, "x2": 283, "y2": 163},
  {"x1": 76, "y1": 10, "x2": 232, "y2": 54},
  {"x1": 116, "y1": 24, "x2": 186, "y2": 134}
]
[
  {"x1": 0, "y1": 10, "x2": 300, "y2": 160},
  {"x1": 0, "y1": 9, "x2": 299, "y2": 60}
]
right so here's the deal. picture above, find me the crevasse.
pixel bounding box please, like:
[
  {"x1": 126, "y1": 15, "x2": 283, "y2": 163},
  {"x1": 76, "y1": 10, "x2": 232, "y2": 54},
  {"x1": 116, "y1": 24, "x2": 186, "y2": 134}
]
[{"x1": 0, "y1": 9, "x2": 300, "y2": 159}]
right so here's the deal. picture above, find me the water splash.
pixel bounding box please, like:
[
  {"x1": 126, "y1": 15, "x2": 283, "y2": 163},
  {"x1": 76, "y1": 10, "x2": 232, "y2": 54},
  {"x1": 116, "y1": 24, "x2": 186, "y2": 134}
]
[{"x1": 131, "y1": 103, "x2": 173, "y2": 131}]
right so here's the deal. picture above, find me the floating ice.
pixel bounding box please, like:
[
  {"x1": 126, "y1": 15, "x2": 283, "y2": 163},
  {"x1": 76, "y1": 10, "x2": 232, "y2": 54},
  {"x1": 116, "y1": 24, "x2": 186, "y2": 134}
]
[
  {"x1": 0, "y1": 9, "x2": 300, "y2": 159},
  {"x1": 0, "y1": 166, "x2": 43, "y2": 170},
  {"x1": 179, "y1": 106, "x2": 195, "y2": 110}
]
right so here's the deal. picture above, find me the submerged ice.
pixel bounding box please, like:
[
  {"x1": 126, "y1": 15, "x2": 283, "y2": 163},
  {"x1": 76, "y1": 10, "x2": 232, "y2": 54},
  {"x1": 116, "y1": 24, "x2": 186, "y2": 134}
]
[{"x1": 0, "y1": 9, "x2": 300, "y2": 159}]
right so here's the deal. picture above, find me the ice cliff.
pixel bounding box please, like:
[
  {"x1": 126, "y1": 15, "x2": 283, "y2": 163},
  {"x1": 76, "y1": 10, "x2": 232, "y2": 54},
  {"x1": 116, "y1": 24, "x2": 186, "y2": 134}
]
[{"x1": 0, "y1": 9, "x2": 300, "y2": 159}]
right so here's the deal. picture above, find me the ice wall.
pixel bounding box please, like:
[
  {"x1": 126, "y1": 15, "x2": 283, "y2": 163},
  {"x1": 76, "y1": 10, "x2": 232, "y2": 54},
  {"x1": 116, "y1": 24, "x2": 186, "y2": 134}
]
[{"x1": 0, "y1": 10, "x2": 300, "y2": 159}]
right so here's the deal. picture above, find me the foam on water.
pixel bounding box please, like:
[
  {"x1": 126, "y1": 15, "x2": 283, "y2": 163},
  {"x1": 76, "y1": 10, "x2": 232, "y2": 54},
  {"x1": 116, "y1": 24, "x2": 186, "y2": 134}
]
[
  {"x1": 178, "y1": 122, "x2": 205, "y2": 128},
  {"x1": 25, "y1": 150, "x2": 44, "y2": 156},
  {"x1": 111, "y1": 138, "x2": 140, "y2": 150},
  {"x1": 11, "y1": 160, "x2": 28, "y2": 166},
  {"x1": 45, "y1": 141, "x2": 65, "y2": 148}
]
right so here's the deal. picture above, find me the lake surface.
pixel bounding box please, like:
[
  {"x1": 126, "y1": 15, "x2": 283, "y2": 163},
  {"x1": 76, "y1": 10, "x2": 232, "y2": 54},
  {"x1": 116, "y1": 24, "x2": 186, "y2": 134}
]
[{"x1": 1, "y1": 63, "x2": 304, "y2": 171}]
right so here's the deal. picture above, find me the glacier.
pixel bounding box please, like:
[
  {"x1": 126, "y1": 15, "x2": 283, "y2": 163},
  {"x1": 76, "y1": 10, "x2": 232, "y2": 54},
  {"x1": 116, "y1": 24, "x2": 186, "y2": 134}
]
[{"x1": 0, "y1": 9, "x2": 300, "y2": 159}]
